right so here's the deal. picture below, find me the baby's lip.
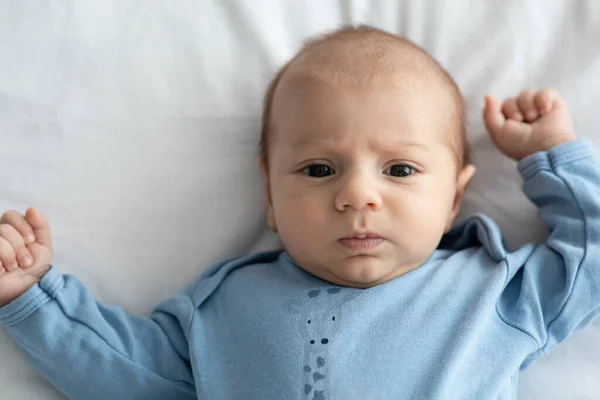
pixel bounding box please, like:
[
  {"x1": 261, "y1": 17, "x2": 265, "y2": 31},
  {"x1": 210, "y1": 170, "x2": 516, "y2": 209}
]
[
  {"x1": 338, "y1": 235, "x2": 385, "y2": 250},
  {"x1": 340, "y1": 231, "x2": 384, "y2": 240},
  {"x1": 338, "y1": 231, "x2": 387, "y2": 251}
]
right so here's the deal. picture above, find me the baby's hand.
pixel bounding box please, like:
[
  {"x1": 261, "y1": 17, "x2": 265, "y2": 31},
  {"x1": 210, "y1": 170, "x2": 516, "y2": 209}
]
[
  {"x1": 483, "y1": 88, "x2": 575, "y2": 160},
  {"x1": 0, "y1": 208, "x2": 53, "y2": 307}
]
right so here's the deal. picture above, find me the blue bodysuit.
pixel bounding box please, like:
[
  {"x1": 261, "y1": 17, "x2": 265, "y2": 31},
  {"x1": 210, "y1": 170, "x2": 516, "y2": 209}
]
[{"x1": 1, "y1": 139, "x2": 600, "y2": 399}]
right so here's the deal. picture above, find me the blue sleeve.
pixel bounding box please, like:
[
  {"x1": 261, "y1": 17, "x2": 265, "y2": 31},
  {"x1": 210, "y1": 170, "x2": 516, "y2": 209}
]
[
  {"x1": 0, "y1": 267, "x2": 197, "y2": 400},
  {"x1": 496, "y1": 138, "x2": 600, "y2": 367}
]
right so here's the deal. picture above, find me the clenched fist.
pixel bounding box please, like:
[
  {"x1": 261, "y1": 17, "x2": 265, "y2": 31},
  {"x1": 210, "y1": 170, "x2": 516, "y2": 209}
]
[
  {"x1": 0, "y1": 208, "x2": 52, "y2": 307},
  {"x1": 483, "y1": 88, "x2": 576, "y2": 160}
]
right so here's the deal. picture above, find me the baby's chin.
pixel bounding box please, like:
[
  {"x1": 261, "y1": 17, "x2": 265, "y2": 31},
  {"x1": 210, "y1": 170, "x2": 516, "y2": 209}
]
[{"x1": 312, "y1": 255, "x2": 416, "y2": 289}]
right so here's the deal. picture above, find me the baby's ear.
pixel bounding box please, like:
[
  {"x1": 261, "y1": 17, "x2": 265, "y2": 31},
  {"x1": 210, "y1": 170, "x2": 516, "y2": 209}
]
[
  {"x1": 457, "y1": 164, "x2": 476, "y2": 193},
  {"x1": 257, "y1": 157, "x2": 278, "y2": 232},
  {"x1": 445, "y1": 164, "x2": 476, "y2": 232}
]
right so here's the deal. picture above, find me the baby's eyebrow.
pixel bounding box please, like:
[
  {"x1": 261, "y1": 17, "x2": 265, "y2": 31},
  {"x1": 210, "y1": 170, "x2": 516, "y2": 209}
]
[
  {"x1": 290, "y1": 138, "x2": 337, "y2": 149},
  {"x1": 385, "y1": 140, "x2": 430, "y2": 151},
  {"x1": 290, "y1": 138, "x2": 430, "y2": 152}
]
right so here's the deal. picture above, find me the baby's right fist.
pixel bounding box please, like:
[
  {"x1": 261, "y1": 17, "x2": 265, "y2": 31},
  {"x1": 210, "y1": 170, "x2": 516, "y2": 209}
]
[{"x1": 0, "y1": 208, "x2": 53, "y2": 307}]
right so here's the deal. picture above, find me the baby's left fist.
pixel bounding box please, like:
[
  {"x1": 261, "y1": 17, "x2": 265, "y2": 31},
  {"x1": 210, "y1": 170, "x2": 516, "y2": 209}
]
[{"x1": 483, "y1": 88, "x2": 575, "y2": 161}]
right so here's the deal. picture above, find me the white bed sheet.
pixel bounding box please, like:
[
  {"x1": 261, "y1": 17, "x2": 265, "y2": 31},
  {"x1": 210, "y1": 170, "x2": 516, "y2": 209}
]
[{"x1": 1, "y1": 1, "x2": 599, "y2": 398}]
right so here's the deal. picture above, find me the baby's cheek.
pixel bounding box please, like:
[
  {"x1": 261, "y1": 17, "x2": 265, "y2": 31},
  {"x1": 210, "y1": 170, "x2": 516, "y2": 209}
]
[
  {"x1": 405, "y1": 200, "x2": 448, "y2": 249},
  {"x1": 275, "y1": 196, "x2": 327, "y2": 249}
]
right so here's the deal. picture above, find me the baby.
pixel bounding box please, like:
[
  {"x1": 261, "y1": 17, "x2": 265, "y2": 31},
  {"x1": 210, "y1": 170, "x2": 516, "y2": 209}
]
[{"x1": 0, "y1": 25, "x2": 598, "y2": 400}]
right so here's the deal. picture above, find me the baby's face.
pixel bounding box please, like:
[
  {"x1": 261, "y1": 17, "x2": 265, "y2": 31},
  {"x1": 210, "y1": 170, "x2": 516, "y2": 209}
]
[{"x1": 261, "y1": 77, "x2": 472, "y2": 288}]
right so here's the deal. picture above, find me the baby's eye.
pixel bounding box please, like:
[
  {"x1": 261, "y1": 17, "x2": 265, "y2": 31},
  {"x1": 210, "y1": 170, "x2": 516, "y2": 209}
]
[
  {"x1": 384, "y1": 164, "x2": 415, "y2": 178},
  {"x1": 303, "y1": 164, "x2": 335, "y2": 178}
]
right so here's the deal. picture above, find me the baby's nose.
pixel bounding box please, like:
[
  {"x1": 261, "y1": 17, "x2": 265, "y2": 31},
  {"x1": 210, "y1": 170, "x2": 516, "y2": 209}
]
[{"x1": 334, "y1": 173, "x2": 382, "y2": 211}]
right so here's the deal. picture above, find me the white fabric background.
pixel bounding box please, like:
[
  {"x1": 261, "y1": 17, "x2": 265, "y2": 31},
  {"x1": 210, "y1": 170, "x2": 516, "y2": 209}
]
[{"x1": 1, "y1": 1, "x2": 599, "y2": 398}]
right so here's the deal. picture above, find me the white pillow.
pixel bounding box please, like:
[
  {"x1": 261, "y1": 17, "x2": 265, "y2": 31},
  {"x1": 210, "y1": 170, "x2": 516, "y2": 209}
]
[{"x1": 1, "y1": 1, "x2": 599, "y2": 398}]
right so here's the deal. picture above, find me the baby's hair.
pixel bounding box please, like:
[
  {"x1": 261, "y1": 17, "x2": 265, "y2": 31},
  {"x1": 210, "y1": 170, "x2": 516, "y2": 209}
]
[{"x1": 259, "y1": 25, "x2": 470, "y2": 171}]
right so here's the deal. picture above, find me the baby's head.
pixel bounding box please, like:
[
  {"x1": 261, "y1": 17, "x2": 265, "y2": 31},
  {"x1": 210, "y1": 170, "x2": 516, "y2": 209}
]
[{"x1": 258, "y1": 26, "x2": 476, "y2": 288}]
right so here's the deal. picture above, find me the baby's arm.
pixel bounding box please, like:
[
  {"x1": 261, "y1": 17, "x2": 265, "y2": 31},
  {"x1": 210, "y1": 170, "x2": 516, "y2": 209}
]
[
  {"x1": 0, "y1": 209, "x2": 196, "y2": 399},
  {"x1": 484, "y1": 89, "x2": 600, "y2": 366}
]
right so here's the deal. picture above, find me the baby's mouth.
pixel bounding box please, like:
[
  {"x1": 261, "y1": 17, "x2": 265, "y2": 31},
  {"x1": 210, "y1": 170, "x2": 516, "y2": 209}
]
[{"x1": 338, "y1": 234, "x2": 385, "y2": 250}]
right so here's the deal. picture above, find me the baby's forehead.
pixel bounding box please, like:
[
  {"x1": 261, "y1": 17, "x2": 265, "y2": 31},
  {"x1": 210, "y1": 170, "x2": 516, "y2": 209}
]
[
  {"x1": 260, "y1": 27, "x2": 468, "y2": 169},
  {"x1": 271, "y1": 38, "x2": 458, "y2": 138},
  {"x1": 280, "y1": 31, "x2": 439, "y2": 90}
]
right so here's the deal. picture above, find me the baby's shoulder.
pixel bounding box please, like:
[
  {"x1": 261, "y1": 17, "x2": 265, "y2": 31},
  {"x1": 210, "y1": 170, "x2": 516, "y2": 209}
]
[
  {"x1": 186, "y1": 250, "x2": 284, "y2": 307},
  {"x1": 438, "y1": 213, "x2": 507, "y2": 262}
]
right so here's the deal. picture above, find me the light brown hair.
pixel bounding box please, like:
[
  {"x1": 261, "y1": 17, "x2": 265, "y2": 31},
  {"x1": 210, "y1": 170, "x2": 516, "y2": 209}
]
[{"x1": 259, "y1": 25, "x2": 470, "y2": 170}]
